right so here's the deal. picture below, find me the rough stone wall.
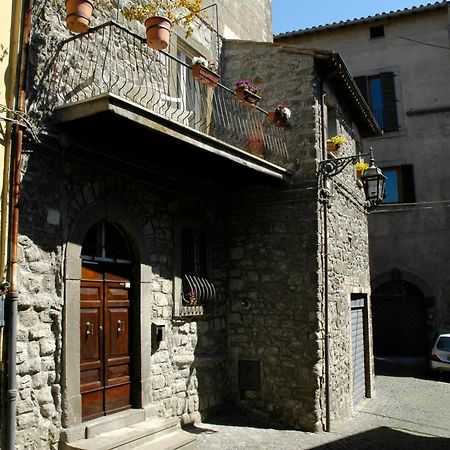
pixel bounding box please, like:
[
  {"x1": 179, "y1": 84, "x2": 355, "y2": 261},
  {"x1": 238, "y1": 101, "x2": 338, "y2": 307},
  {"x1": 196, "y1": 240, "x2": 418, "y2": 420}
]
[
  {"x1": 11, "y1": 1, "x2": 267, "y2": 447},
  {"x1": 222, "y1": 41, "x2": 324, "y2": 431},
  {"x1": 227, "y1": 186, "x2": 322, "y2": 431},
  {"x1": 319, "y1": 99, "x2": 373, "y2": 421},
  {"x1": 221, "y1": 41, "x2": 320, "y2": 183},
  {"x1": 222, "y1": 40, "x2": 373, "y2": 430},
  {"x1": 14, "y1": 146, "x2": 228, "y2": 448},
  {"x1": 9, "y1": 4, "x2": 374, "y2": 446},
  {"x1": 324, "y1": 182, "x2": 372, "y2": 420}
]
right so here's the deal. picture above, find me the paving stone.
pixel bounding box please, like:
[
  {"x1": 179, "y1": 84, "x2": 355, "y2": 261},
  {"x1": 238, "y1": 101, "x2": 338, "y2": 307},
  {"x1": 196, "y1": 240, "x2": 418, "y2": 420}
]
[{"x1": 193, "y1": 367, "x2": 450, "y2": 450}]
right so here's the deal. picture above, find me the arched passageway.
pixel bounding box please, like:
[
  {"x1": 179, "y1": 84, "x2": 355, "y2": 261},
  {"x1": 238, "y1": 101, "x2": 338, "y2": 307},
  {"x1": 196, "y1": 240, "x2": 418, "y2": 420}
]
[{"x1": 373, "y1": 280, "x2": 427, "y2": 356}]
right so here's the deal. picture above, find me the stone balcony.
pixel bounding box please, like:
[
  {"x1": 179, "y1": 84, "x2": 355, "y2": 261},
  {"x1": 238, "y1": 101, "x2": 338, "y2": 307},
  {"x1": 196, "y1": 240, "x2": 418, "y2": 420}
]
[{"x1": 29, "y1": 21, "x2": 290, "y2": 184}]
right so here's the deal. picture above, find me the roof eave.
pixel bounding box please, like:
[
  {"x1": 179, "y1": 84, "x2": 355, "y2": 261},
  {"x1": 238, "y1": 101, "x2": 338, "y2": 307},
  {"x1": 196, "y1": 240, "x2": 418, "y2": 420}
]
[
  {"x1": 275, "y1": 1, "x2": 448, "y2": 39},
  {"x1": 316, "y1": 52, "x2": 382, "y2": 138}
]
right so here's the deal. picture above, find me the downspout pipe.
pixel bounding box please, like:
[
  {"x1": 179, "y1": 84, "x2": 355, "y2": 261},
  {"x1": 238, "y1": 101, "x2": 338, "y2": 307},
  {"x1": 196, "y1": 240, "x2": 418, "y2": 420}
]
[
  {"x1": 319, "y1": 78, "x2": 331, "y2": 432},
  {"x1": 6, "y1": 1, "x2": 30, "y2": 448}
]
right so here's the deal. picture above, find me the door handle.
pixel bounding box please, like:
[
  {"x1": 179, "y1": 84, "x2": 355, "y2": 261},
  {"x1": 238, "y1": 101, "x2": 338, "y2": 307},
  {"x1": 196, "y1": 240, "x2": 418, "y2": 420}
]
[
  {"x1": 117, "y1": 320, "x2": 125, "y2": 334},
  {"x1": 86, "y1": 321, "x2": 94, "y2": 336}
]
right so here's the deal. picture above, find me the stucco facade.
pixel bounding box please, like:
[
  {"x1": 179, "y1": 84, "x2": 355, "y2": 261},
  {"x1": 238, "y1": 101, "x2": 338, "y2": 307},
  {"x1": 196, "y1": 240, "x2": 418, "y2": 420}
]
[
  {"x1": 276, "y1": 1, "x2": 450, "y2": 353},
  {"x1": 1, "y1": 1, "x2": 377, "y2": 448}
]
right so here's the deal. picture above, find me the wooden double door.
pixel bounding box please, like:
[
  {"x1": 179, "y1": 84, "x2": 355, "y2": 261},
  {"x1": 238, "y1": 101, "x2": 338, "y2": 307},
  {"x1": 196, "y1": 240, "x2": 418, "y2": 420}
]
[{"x1": 80, "y1": 261, "x2": 133, "y2": 421}]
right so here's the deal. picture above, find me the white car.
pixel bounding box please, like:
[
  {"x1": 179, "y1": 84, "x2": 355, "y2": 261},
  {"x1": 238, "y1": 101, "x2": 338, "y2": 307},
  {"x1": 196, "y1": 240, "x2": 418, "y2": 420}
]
[{"x1": 430, "y1": 333, "x2": 450, "y2": 372}]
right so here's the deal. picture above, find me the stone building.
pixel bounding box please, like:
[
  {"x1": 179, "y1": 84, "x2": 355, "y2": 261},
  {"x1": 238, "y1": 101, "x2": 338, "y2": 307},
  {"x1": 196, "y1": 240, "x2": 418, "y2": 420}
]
[
  {"x1": 1, "y1": 1, "x2": 379, "y2": 448},
  {"x1": 275, "y1": 1, "x2": 450, "y2": 357}
]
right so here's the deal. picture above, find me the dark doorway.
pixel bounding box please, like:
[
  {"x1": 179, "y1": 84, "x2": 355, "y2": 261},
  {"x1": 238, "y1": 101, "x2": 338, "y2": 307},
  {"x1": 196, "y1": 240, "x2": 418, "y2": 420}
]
[{"x1": 373, "y1": 280, "x2": 427, "y2": 356}]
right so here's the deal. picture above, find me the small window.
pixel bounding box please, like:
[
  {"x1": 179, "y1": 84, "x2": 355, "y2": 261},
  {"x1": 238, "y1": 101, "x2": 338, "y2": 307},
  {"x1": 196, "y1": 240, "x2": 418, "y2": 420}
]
[
  {"x1": 382, "y1": 165, "x2": 415, "y2": 204},
  {"x1": 354, "y1": 72, "x2": 399, "y2": 132},
  {"x1": 370, "y1": 25, "x2": 385, "y2": 39},
  {"x1": 181, "y1": 227, "x2": 207, "y2": 278},
  {"x1": 81, "y1": 221, "x2": 131, "y2": 263},
  {"x1": 174, "y1": 226, "x2": 215, "y2": 317}
]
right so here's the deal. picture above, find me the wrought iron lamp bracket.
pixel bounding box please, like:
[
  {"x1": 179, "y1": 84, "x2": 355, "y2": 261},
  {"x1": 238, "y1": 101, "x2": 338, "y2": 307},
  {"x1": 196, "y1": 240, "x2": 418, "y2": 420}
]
[{"x1": 318, "y1": 152, "x2": 370, "y2": 179}]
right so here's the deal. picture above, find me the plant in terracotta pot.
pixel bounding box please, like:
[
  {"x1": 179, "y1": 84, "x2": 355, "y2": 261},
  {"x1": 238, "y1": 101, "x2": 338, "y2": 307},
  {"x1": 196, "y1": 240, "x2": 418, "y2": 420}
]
[
  {"x1": 191, "y1": 56, "x2": 220, "y2": 87},
  {"x1": 234, "y1": 80, "x2": 261, "y2": 107},
  {"x1": 268, "y1": 103, "x2": 291, "y2": 127},
  {"x1": 327, "y1": 135, "x2": 346, "y2": 155},
  {"x1": 355, "y1": 161, "x2": 369, "y2": 180},
  {"x1": 247, "y1": 122, "x2": 265, "y2": 157},
  {"x1": 183, "y1": 289, "x2": 198, "y2": 306},
  {"x1": 65, "y1": 0, "x2": 95, "y2": 33},
  {"x1": 122, "y1": 0, "x2": 203, "y2": 50}
]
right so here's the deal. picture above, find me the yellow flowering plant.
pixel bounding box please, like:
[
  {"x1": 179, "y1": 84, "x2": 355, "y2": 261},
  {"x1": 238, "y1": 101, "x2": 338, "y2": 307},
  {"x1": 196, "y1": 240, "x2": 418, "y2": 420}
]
[
  {"x1": 327, "y1": 135, "x2": 347, "y2": 146},
  {"x1": 355, "y1": 162, "x2": 369, "y2": 173},
  {"x1": 122, "y1": 0, "x2": 203, "y2": 36}
]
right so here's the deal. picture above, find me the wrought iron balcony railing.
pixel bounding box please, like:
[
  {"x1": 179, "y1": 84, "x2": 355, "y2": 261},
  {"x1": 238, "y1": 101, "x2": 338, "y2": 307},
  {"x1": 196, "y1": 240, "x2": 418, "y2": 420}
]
[{"x1": 30, "y1": 21, "x2": 288, "y2": 167}]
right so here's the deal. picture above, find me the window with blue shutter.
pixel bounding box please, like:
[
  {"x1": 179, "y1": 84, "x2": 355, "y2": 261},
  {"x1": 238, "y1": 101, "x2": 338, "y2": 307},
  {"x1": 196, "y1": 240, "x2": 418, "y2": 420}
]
[
  {"x1": 382, "y1": 165, "x2": 415, "y2": 203},
  {"x1": 354, "y1": 72, "x2": 399, "y2": 132}
]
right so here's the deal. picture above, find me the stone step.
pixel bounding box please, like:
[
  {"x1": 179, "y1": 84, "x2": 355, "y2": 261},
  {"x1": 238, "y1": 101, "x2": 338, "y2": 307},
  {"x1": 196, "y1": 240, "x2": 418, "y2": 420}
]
[
  {"x1": 85, "y1": 409, "x2": 146, "y2": 438},
  {"x1": 132, "y1": 430, "x2": 197, "y2": 450},
  {"x1": 67, "y1": 417, "x2": 195, "y2": 450}
]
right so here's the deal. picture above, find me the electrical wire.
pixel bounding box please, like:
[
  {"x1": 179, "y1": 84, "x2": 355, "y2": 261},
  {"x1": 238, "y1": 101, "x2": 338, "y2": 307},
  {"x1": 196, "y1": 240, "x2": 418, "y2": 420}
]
[
  {"x1": 372, "y1": 198, "x2": 450, "y2": 213},
  {"x1": 397, "y1": 35, "x2": 450, "y2": 50}
]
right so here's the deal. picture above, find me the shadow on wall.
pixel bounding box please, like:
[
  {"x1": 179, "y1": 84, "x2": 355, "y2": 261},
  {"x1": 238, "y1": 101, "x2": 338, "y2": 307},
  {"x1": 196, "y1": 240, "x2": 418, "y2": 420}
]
[{"x1": 310, "y1": 426, "x2": 450, "y2": 450}]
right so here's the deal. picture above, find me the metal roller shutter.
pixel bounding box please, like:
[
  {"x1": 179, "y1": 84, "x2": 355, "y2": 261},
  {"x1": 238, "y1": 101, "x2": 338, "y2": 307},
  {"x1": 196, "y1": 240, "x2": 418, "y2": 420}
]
[{"x1": 351, "y1": 296, "x2": 366, "y2": 406}]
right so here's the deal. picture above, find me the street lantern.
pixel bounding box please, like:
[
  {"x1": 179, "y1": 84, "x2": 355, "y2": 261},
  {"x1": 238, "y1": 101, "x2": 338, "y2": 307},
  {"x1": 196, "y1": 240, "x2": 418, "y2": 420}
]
[
  {"x1": 361, "y1": 157, "x2": 387, "y2": 206},
  {"x1": 318, "y1": 146, "x2": 386, "y2": 208}
]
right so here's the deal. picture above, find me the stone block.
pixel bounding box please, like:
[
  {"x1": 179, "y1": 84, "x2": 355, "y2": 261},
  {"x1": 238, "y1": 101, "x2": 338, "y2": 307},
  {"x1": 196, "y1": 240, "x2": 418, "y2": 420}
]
[
  {"x1": 152, "y1": 375, "x2": 166, "y2": 390},
  {"x1": 19, "y1": 309, "x2": 39, "y2": 328},
  {"x1": 17, "y1": 412, "x2": 37, "y2": 430},
  {"x1": 40, "y1": 402, "x2": 57, "y2": 419},
  {"x1": 17, "y1": 398, "x2": 35, "y2": 415},
  {"x1": 41, "y1": 356, "x2": 55, "y2": 371},
  {"x1": 32, "y1": 372, "x2": 48, "y2": 389},
  {"x1": 174, "y1": 380, "x2": 186, "y2": 393},
  {"x1": 173, "y1": 354, "x2": 195, "y2": 368},
  {"x1": 40, "y1": 338, "x2": 56, "y2": 356},
  {"x1": 37, "y1": 386, "x2": 53, "y2": 405}
]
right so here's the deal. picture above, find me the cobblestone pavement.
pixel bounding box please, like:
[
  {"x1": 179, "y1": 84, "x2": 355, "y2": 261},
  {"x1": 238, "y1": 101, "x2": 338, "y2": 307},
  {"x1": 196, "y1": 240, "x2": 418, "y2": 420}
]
[{"x1": 185, "y1": 360, "x2": 450, "y2": 449}]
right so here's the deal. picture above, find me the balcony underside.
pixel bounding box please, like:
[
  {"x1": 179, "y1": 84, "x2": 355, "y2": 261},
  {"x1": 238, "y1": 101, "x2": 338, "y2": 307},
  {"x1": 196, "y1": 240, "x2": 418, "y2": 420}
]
[{"x1": 55, "y1": 93, "x2": 290, "y2": 189}]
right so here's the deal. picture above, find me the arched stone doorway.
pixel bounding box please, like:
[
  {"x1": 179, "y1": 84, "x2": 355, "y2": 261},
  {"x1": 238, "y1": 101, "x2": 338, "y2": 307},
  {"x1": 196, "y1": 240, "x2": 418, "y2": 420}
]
[
  {"x1": 80, "y1": 220, "x2": 134, "y2": 421},
  {"x1": 62, "y1": 197, "x2": 153, "y2": 435},
  {"x1": 373, "y1": 279, "x2": 428, "y2": 356}
]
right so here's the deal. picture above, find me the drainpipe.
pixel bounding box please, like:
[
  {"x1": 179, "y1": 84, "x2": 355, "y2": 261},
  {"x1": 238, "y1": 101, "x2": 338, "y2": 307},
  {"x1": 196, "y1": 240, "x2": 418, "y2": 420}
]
[
  {"x1": 1, "y1": 2, "x2": 22, "y2": 380},
  {"x1": 319, "y1": 79, "x2": 331, "y2": 432},
  {"x1": 6, "y1": 0, "x2": 30, "y2": 448}
]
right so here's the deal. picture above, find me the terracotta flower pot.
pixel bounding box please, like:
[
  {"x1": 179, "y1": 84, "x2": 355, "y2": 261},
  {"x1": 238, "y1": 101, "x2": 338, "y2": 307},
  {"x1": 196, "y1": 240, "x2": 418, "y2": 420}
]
[
  {"x1": 145, "y1": 16, "x2": 172, "y2": 50},
  {"x1": 248, "y1": 138, "x2": 265, "y2": 157},
  {"x1": 192, "y1": 64, "x2": 220, "y2": 87},
  {"x1": 235, "y1": 88, "x2": 261, "y2": 107},
  {"x1": 268, "y1": 111, "x2": 287, "y2": 127},
  {"x1": 327, "y1": 142, "x2": 339, "y2": 155},
  {"x1": 65, "y1": 0, "x2": 94, "y2": 34}
]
